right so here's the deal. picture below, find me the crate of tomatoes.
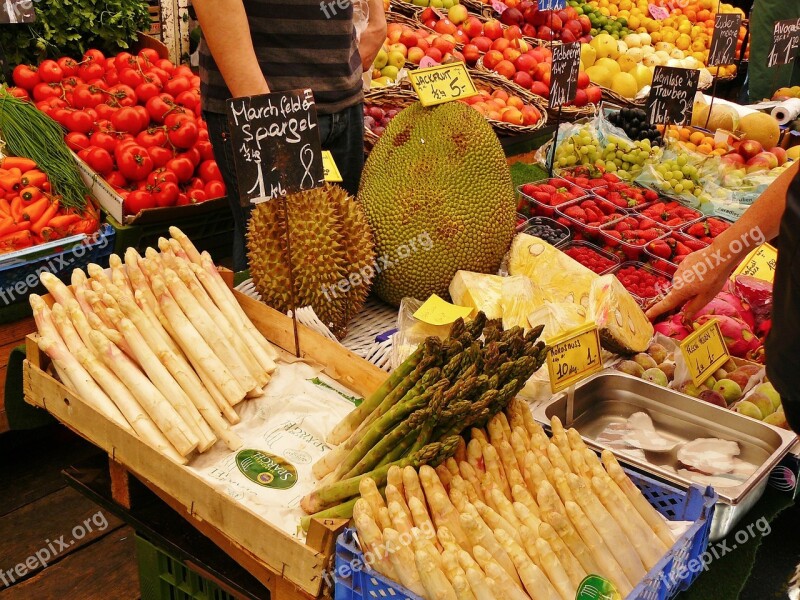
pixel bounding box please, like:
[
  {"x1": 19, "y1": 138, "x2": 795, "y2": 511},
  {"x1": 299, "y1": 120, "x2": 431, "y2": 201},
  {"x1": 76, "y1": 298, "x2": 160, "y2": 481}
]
[{"x1": 8, "y1": 46, "x2": 228, "y2": 226}]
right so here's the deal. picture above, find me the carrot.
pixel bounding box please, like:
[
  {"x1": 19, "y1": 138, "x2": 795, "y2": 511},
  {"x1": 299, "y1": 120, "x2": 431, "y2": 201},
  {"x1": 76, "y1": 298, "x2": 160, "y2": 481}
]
[
  {"x1": 0, "y1": 230, "x2": 33, "y2": 250},
  {"x1": 21, "y1": 169, "x2": 47, "y2": 188},
  {"x1": 10, "y1": 196, "x2": 22, "y2": 222},
  {"x1": 0, "y1": 198, "x2": 10, "y2": 216},
  {"x1": 0, "y1": 172, "x2": 21, "y2": 193},
  {"x1": 1, "y1": 157, "x2": 37, "y2": 172},
  {"x1": 31, "y1": 199, "x2": 60, "y2": 234},
  {"x1": 67, "y1": 218, "x2": 100, "y2": 235},
  {"x1": 20, "y1": 186, "x2": 44, "y2": 203},
  {"x1": 22, "y1": 197, "x2": 49, "y2": 223},
  {"x1": 0, "y1": 217, "x2": 14, "y2": 236},
  {"x1": 39, "y1": 227, "x2": 62, "y2": 242},
  {"x1": 48, "y1": 214, "x2": 81, "y2": 230}
]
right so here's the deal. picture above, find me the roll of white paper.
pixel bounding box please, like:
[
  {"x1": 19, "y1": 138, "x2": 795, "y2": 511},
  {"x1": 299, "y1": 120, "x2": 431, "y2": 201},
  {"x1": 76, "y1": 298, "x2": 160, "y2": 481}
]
[{"x1": 771, "y1": 98, "x2": 800, "y2": 126}]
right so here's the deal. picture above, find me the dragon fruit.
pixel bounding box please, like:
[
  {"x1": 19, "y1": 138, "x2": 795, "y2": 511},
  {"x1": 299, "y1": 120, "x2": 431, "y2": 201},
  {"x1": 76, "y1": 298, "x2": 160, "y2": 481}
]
[
  {"x1": 693, "y1": 314, "x2": 759, "y2": 358},
  {"x1": 694, "y1": 297, "x2": 744, "y2": 324},
  {"x1": 715, "y1": 291, "x2": 756, "y2": 331},
  {"x1": 732, "y1": 276, "x2": 772, "y2": 323},
  {"x1": 654, "y1": 313, "x2": 691, "y2": 340},
  {"x1": 746, "y1": 345, "x2": 765, "y2": 363}
]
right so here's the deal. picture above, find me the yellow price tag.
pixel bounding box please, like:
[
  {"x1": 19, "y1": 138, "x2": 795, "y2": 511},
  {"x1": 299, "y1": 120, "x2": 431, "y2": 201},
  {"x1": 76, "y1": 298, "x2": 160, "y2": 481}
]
[
  {"x1": 680, "y1": 317, "x2": 730, "y2": 386},
  {"x1": 413, "y1": 294, "x2": 473, "y2": 326},
  {"x1": 547, "y1": 322, "x2": 603, "y2": 393},
  {"x1": 731, "y1": 243, "x2": 777, "y2": 283},
  {"x1": 408, "y1": 63, "x2": 478, "y2": 107},
  {"x1": 321, "y1": 150, "x2": 343, "y2": 183}
]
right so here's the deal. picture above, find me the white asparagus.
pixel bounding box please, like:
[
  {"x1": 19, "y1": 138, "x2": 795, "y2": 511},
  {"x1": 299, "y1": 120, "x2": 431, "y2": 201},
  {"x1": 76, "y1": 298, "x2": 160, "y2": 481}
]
[
  {"x1": 495, "y1": 413, "x2": 512, "y2": 441},
  {"x1": 448, "y1": 485, "x2": 469, "y2": 512},
  {"x1": 90, "y1": 330, "x2": 198, "y2": 456},
  {"x1": 466, "y1": 439, "x2": 484, "y2": 475},
  {"x1": 517, "y1": 524, "x2": 541, "y2": 567},
  {"x1": 510, "y1": 427, "x2": 530, "y2": 465},
  {"x1": 536, "y1": 481, "x2": 567, "y2": 519},
  {"x1": 471, "y1": 546, "x2": 528, "y2": 600},
  {"x1": 482, "y1": 445, "x2": 510, "y2": 500},
  {"x1": 118, "y1": 317, "x2": 217, "y2": 452},
  {"x1": 445, "y1": 457, "x2": 460, "y2": 477},
  {"x1": 41, "y1": 271, "x2": 76, "y2": 305},
  {"x1": 534, "y1": 538, "x2": 574, "y2": 600},
  {"x1": 511, "y1": 484, "x2": 540, "y2": 519},
  {"x1": 552, "y1": 468, "x2": 575, "y2": 506},
  {"x1": 571, "y1": 450, "x2": 593, "y2": 482},
  {"x1": 353, "y1": 501, "x2": 397, "y2": 580},
  {"x1": 473, "y1": 500, "x2": 522, "y2": 545},
  {"x1": 30, "y1": 296, "x2": 73, "y2": 387},
  {"x1": 487, "y1": 414, "x2": 508, "y2": 447},
  {"x1": 382, "y1": 528, "x2": 426, "y2": 597},
  {"x1": 387, "y1": 465, "x2": 405, "y2": 498},
  {"x1": 544, "y1": 510, "x2": 601, "y2": 576},
  {"x1": 408, "y1": 496, "x2": 439, "y2": 549},
  {"x1": 403, "y1": 466, "x2": 428, "y2": 513},
  {"x1": 360, "y1": 478, "x2": 391, "y2": 531},
  {"x1": 489, "y1": 487, "x2": 523, "y2": 531},
  {"x1": 538, "y1": 521, "x2": 586, "y2": 589},
  {"x1": 506, "y1": 399, "x2": 527, "y2": 437},
  {"x1": 440, "y1": 544, "x2": 475, "y2": 600},
  {"x1": 602, "y1": 450, "x2": 675, "y2": 547},
  {"x1": 464, "y1": 566, "x2": 498, "y2": 600},
  {"x1": 87, "y1": 262, "x2": 111, "y2": 286},
  {"x1": 386, "y1": 483, "x2": 412, "y2": 524},
  {"x1": 415, "y1": 549, "x2": 458, "y2": 600},
  {"x1": 420, "y1": 467, "x2": 470, "y2": 550},
  {"x1": 512, "y1": 502, "x2": 542, "y2": 536},
  {"x1": 458, "y1": 461, "x2": 484, "y2": 501},
  {"x1": 495, "y1": 527, "x2": 561, "y2": 600},
  {"x1": 459, "y1": 507, "x2": 519, "y2": 583},
  {"x1": 547, "y1": 443, "x2": 572, "y2": 478},
  {"x1": 37, "y1": 334, "x2": 131, "y2": 432},
  {"x1": 454, "y1": 437, "x2": 467, "y2": 466},
  {"x1": 436, "y1": 465, "x2": 453, "y2": 488},
  {"x1": 387, "y1": 500, "x2": 414, "y2": 537},
  {"x1": 520, "y1": 402, "x2": 543, "y2": 441}
]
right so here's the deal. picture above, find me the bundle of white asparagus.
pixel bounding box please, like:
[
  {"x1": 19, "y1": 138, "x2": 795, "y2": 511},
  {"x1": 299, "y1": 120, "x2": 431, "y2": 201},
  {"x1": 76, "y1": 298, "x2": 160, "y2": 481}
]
[
  {"x1": 352, "y1": 399, "x2": 676, "y2": 600},
  {"x1": 29, "y1": 226, "x2": 278, "y2": 464}
]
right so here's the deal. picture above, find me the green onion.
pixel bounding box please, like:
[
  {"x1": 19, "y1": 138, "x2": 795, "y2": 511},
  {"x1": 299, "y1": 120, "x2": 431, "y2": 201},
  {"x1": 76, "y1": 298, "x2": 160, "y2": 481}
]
[{"x1": 0, "y1": 89, "x2": 89, "y2": 210}]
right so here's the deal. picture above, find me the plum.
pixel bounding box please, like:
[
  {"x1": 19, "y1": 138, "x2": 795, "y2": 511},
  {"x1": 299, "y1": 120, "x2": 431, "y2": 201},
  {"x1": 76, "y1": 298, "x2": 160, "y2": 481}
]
[
  {"x1": 713, "y1": 379, "x2": 742, "y2": 405},
  {"x1": 735, "y1": 400, "x2": 763, "y2": 420},
  {"x1": 699, "y1": 389, "x2": 727, "y2": 408},
  {"x1": 647, "y1": 343, "x2": 668, "y2": 365},
  {"x1": 642, "y1": 367, "x2": 668, "y2": 387},
  {"x1": 634, "y1": 353, "x2": 658, "y2": 371},
  {"x1": 617, "y1": 360, "x2": 644, "y2": 378}
]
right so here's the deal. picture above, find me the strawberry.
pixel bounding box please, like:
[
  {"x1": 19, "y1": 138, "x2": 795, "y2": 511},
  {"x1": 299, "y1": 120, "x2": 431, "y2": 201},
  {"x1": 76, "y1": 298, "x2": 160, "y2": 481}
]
[{"x1": 648, "y1": 240, "x2": 671, "y2": 258}]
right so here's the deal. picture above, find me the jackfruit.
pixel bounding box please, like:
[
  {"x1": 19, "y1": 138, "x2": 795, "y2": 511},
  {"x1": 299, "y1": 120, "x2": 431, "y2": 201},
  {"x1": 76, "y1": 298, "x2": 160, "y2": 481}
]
[
  {"x1": 500, "y1": 275, "x2": 547, "y2": 330},
  {"x1": 247, "y1": 183, "x2": 375, "y2": 339},
  {"x1": 358, "y1": 101, "x2": 516, "y2": 306},
  {"x1": 589, "y1": 274, "x2": 653, "y2": 354},
  {"x1": 528, "y1": 301, "x2": 589, "y2": 342},
  {"x1": 449, "y1": 270, "x2": 503, "y2": 319},
  {"x1": 507, "y1": 233, "x2": 598, "y2": 309}
]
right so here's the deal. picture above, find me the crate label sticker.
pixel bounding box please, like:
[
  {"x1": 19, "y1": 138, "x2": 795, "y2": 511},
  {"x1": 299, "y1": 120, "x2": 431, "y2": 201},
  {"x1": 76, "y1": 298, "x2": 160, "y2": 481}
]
[
  {"x1": 414, "y1": 294, "x2": 473, "y2": 326},
  {"x1": 576, "y1": 575, "x2": 622, "y2": 600},
  {"x1": 680, "y1": 318, "x2": 730, "y2": 386},
  {"x1": 547, "y1": 322, "x2": 603, "y2": 393},
  {"x1": 648, "y1": 4, "x2": 669, "y2": 20},
  {"x1": 732, "y1": 243, "x2": 777, "y2": 283},
  {"x1": 409, "y1": 63, "x2": 478, "y2": 107},
  {"x1": 321, "y1": 150, "x2": 343, "y2": 182},
  {"x1": 236, "y1": 449, "x2": 298, "y2": 490}
]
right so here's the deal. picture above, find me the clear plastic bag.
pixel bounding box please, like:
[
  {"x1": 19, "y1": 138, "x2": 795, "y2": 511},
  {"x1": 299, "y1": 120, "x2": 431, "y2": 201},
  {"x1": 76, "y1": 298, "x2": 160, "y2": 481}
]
[{"x1": 390, "y1": 297, "x2": 452, "y2": 369}]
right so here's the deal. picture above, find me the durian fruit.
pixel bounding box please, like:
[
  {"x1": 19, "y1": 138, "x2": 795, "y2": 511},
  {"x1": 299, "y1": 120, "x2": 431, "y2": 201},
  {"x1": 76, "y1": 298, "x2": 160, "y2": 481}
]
[{"x1": 247, "y1": 183, "x2": 375, "y2": 339}]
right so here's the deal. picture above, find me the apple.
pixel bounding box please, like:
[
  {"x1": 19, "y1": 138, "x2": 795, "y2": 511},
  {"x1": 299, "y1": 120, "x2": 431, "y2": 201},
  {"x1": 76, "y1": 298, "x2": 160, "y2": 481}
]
[
  {"x1": 515, "y1": 53, "x2": 536, "y2": 72},
  {"x1": 746, "y1": 151, "x2": 779, "y2": 172},
  {"x1": 560, "y1": 28, "x2": 577, "y2": 43},
  {"x1": 549, "y1": 14, "x2": 563, "y2": 30},
  {"x1": 573, "y1": 88, "x2": 588, "y2": 106},
  {"x1": 400, "y1": 30, "x2": 418, "y2": 48},
  {"x1": 530, "y1": 80, "x2": 548, "y2": 96},
  {"x1": 448, "y1": 4, "x2": 468, "y2": 25},
  {"x1": 463, "y1": 44, "x2": 481, "y2": 65},
  {"x1": 373, "y1": 48, "x2": 389, "y2": 69},
  {"x1": 521, "y1": 104, "x2": 540, "y2": 125},
  {"x1": 387, "y1": 49, "x2": 407, "y2": 67},
  {"x1": 578, "y1": 15, "x2": 591, "y2": 33},
  {"x1": 463, "y1": 16, "x2": 483, "y2": 39},
  {"x1": 721, "y1": 153, "x2": 746, "y2": 167},
  {"x1": 522, "y1": 23, "x2": 537, "y2": 37},
  {"x1": 425, "y1": 47, "x2": 443, "y2": 62},
  {"x1": 531, "y1": 9, "x2": 548, "y2": 26},
  {"x1": 501, "y1": 106, "x2": 524, "y2": 125},
  {"x1": 522, "y1": 6, "x2": 538, "y2": 24},
  {"x1": 419, "y1": 7, "x2": 436, "y2": 21},
  {"x1": 407, "y1": 46, "x2": 425, "y2": 64},
  {"x1": 434, "y1": 18, "x2": 458, "y2": 35},
  {"x1": 491, "y1": 38, "x2": 511, "y2": 52},
  {"x1": 483, "y1": 19, "x2": 504, "y2": 40},
  {"x1": 738, "y1": 139, "x2": 764, "y2": 161},
  {"x1": 432, "y1": 37, "x2": 455, "y2": 54},
  {"x1": 472, "y1": 36, "x2": 492, "y2": 52},
  {"x1": 451, "y1": 50, "x2": 465, "y2": 63},
  {"x1": 507, "y1": 95, "x2": 524, "y2": 108},
  {"x1": 513, "y1": 71, "x2": 533, "y2": 88},
  {"x1": 483, "y1": 49, "x2": 504, "y2": 69},
  {"x1": 511, "y1": 38, "x2": 530, "y2": 52},
  {"x1": 495, "y1": 59, "x2": 517, "y2": 79},
  {"x1": 416, "y1": 38, "x2": 430, "y2": 51},
  {"x1": 503, "y1": 48, "x2": 522, "y2": 62},
  {"x1": 770, "y1": 146, "x2": 788, "y2": 166},
  {"x1": 577, "y1": 72, "x2": 589, "y2": 88},
  {"x1": 500, "y1": 7, "x2": 524, "y2": 26},
  {"x1": 504, "y1": 25, "x2": 523, "y2": 40},
  {"x1": 537, "y1": 25, "x2": 554, "y2": 40},
  {"x1": 586, "y1": 85, "x2": 602, "y2": 104},
  {"x1": 566, "y1": 19, "x2": 582, "y2": 37}
]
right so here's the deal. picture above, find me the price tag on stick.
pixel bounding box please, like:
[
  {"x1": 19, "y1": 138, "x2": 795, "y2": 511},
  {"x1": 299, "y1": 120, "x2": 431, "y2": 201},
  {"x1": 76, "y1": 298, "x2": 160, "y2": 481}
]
[
  {"x1": 409, "y1": 63, "x2": 478, "y2": 107},
  {"x1": 731, "y1": 243, "x2": 778, "y2": 283},
  {"x1": 226, "y1": 89, "x2": 324, "y2": 207},
  {"x1": 645, "y1": 66, "x2": 699, "y2": 126},
  {"x1": 321, "y1": 151, "x2": 343, "y2": 182},
  {"x1": 547, "y1": 322, "x2": 604, "y2": 393},
  {"x1": 680, "y1": 318, "x2": 731, "y2": 386},
  {"x1": 768, "y1": 18, "x2": 800, "y2": 68},
  {"x1": 538, "y1": 0, "x2": 566, "y2": 10},
  {"x1": 708, "y1": 13, "x2": 742, "y2": 66},
  {"x1": 549, "y1": 42, "x2": 582, "y2": 108}
]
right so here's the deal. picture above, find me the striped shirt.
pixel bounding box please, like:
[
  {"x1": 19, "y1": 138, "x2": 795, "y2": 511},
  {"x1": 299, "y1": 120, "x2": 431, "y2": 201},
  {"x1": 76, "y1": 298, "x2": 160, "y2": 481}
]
[{"x1": 199, "y1": 0, "x2": 363, "y2": 115}]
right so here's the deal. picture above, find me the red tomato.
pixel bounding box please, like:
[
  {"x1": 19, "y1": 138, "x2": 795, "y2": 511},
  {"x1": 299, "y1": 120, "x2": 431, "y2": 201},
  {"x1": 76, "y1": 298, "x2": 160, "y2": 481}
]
[
  {"x1": 173, "y1": 66, "x2": 194, "y2": 79},
  {"x1": 195, "y1": 140, "x2": 215, "y2": 161},
  {"x1": 118, "y1": 145, "x2": 154, "y2": 181},
  {"x1": 175, "y1": 89, "x2": 200, "y2": 111},
  {"x1": 198, "y1": 160, "x2": 222, "y2": 182},
  {"x1": 163, "y1": 76, "x2": 191, "y2": 97},
  {"x1": 77, "y1": 149, "x2": 90, "y2": 162},
  {"x1": 146, "y1": 93, "x2": 176, "y2": 123},
  {"x1": 123, "y1": 190, "x2": 156, "y2": 215},
  {"x1": 38, "y1": 60, "x2": 63, "y2": 83},
  {"x1": 108, "y1": 84, "x2": 137, "y2": 107},
  {"x1": 187, "y1": 177, "x2": 205, "y2": 191},
  {"x1": 176, "y1": 193, "x2": 192, "y2": 206},
  {"x1": 85, "y1": 147, "x2": 114, "y2": 176},
  {"x1": 145, "y1": 67, "x2": 171, "y2": 86},
  {"x1": 95, "y1": 103, "x2": 116, "y2": 120},
  {"x1": 156, "y1": 59, "x2": 175, "y2": 73},
  {"x1": 12, "y1": 65, "x2": 40, "y2": 90},
  {"x1": 146, "y1": 146, "x2": 173, "y2": 168},
  {"x1": 78, "y1": 61, "x2": 105, "y2": 81},
  {"x1": 138, "y1": 48, "x2": 160, "y2": 65},
  {"x1": 89, "y1": 130, "x2": 118, "y2": 153},
  {"x1": 118, "y1": 68, "x2": 143, "y2": 88},
  {"x1": 63, "y1": 110, "x2": 94, "y2": 134},
  {"x1": 57, "y1": 57, "x2": 79, "y2": 77},
  {"x1": 65, "y1": 132, "x2": 90, "y2": 152},
  {"x1": 135, "y1": 81, "x2": 161, "y2": 103},
  {"x1": 105, "y1": 171, "x2": 127, "y2": 188},
  {"x1": 204, "y1": 180, "x2": 226, "y2": 198},
  {"x1": 168, "y1": 119, "x2": 199, "y2": 149},
  {"x1": 166, "y1": 157, "x2": 194, "y2": 183},
  {"x1": 136, "y1": 128, "x2": 168, "y2": 148},
  {"x1": 188, "y1": 189, "x2": 207, "y2": 202},
  {"x1": 83, "y1": 49, "x2": 105, "y2": 63},
  {"x1": 132, "y1": 105, "x2": 151, "y2": 130},
  {"x1": 114, "y1": 52, "x2": 135, "y2": 71},
  {"x1": 8, "y1": 87, "x2": 30, "y2": 100},
  {"x1": 177, "y1": 148, "x2": 201, "y2": 167},
  {"x1": 103, "y1": 69, "x2": 120, "y2": 87},
  {"x1": 151, "y1": 181, "x2": 180, "y2": 207},
  {"x1": 72, "y1": 84, "x2": 103, "y2": 109},
  {"x1": 32, "y1": 83, "x2": 61, "y2": 102},
  {"x1": 111, "y1": 106, "x2": 145, "y2": 134},
  {"x1": 147, "y1": 168, "x2": 178, "y2": 186}
]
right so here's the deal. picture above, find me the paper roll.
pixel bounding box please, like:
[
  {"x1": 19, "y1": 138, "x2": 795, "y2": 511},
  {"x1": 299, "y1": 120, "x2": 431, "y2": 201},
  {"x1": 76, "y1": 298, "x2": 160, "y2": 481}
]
[{"x1": 771, "y1": 98, "x2": 800, "y2": 126}]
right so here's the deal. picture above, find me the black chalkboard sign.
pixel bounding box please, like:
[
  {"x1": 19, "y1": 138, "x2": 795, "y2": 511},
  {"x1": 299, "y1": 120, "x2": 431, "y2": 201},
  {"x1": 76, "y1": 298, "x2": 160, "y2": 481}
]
[
  {"x1": 768, "y1": 18, "x2": 800, "y2": 68},
  {"x1": 708, "y1": 13, "x2": 741, "y2": 67},
  {"x1": 645, "y1": 66, "x2": 699, "y2": 126},
  {"x1": 226, "y1": 89, "x2": 324, "y2": 207},
  {"x1": 549, "y1": 42, "x2": 581, "y2": 108}
]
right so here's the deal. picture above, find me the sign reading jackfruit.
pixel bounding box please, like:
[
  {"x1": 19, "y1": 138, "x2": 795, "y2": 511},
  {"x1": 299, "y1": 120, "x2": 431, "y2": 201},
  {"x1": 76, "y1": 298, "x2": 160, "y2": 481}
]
[
  {"x1": 409, "y1": 63, "x2": 478, "y2": 107},
  {"x1": 550, "y1": 42, "x2": 582, "y2": 108},
  {"x1": 731, "y1": 243, "x2": 777, "y2": 283},
  {"x1": 321, "y1": 151, "x2": 342, "y2": 183},
  {"x1": 680, "y1": 318, "x2": 730, "y2": 386},
  {"x1": 708, "y1": 14, "x2": 742, "y2": 67},
  {"x1": 645, "y1": 66, "x2": 699, "y2": 126},
  {"x1": 226, "y1": 89, "x2": 324, "y2": 207},
  {"x1": 547, "y1": 322, "x2": 603, "y2": 393},
  {"x1": 414, "y1": 294, "x2": 474, "y2": 326}
]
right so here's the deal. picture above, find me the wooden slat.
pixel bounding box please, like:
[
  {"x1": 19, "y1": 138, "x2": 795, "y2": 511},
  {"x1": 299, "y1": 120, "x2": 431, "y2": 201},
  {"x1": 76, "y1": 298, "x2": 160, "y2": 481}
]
[
  {"x1": 0, "y1": 486, "x2": 124, "y2": 583},
  {"x1": 0, "y1": 526, "x2": 139, "y2": 599}
]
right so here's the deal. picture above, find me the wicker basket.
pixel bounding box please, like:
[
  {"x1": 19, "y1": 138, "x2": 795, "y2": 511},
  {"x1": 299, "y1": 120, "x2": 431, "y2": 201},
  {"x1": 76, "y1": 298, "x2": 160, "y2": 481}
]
[
  {"x1": 362, "y1": 87, "x2": 418, "y2": 152},
  {"x1": 467, "y1": 69, "x2": 549, "y2": 134},
  {"x1": 474, "y1": 56, "x2": 596, "y2": 118},
  {"x1": 390, "y1": 0, "x2": 425, "y2": 17}
]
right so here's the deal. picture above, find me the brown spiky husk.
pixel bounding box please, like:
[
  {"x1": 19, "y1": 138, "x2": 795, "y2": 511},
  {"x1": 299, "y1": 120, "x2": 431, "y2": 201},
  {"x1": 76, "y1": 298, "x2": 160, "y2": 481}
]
[{"x1": 247, "y1": 183, "x2": 375, "y2": 338}]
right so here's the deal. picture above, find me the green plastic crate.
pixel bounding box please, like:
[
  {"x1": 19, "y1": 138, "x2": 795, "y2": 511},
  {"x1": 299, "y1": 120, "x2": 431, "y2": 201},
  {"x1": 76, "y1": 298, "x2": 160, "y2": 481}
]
[{"x1": 135, "y1": 534, "x2": 237, "y2": 600}]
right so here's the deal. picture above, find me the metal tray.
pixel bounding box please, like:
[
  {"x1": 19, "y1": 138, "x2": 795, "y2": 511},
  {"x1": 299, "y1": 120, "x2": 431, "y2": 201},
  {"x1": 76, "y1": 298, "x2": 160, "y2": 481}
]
[{"x1": 533, "y1": 371, "x2": 797, "y2": 540}]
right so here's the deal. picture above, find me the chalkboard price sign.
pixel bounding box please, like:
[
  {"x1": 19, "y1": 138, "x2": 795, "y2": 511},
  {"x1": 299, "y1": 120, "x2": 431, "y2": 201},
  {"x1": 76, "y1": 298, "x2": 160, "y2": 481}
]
[
  {"x1": 226, "y1": 89, "x2": 324, "y2": 206},
  {"x1": 549, "y1": 42, "x2": 581, "y2": 108},
  {"x1": 768, "y1": 18, "x2": 800, "y2": 68},
  {"x1": 538, "y1": 0, "x2": 566, "y2": 10},
  {"x1": 645, "y1": 66, "x2": 699, "y2": 126},
  {"x1": 708, "y1": 13, "x2": 741, "y2": 67}
]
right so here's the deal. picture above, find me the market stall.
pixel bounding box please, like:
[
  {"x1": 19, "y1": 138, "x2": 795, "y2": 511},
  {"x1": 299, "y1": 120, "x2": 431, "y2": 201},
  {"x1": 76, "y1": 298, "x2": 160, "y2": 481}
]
[{"x1": 1, "y1": 0, "x2": 799, "y2": 598}]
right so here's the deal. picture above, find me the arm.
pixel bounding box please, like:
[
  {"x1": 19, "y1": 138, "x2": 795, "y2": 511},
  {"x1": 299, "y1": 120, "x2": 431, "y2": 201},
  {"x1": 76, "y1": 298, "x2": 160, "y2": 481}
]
[
  {"x1": 193, "y1": 0, "x2": 270, "y2": 97},
  {"x1": 358, "y1": 0, "x2": 387, "y2": 71},
  {"x1": 646, "y1": 160, "x2": 799, "y2": 320}
]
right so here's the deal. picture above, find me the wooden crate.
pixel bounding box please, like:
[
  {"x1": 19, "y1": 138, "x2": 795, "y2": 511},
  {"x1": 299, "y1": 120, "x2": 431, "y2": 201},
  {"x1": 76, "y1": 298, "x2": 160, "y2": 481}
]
[{"x1": 23, "y1": 288, "x2": 388, "y2": 599}]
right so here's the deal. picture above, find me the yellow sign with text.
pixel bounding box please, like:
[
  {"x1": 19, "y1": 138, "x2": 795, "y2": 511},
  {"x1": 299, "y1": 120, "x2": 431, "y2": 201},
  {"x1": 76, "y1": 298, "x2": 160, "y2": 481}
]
[
  {"x1": 321, "y1": 150, "x2": 343, "y2": 182},
  {"x1": 680, "y1": 318, "x2": 730, "y2": 386},
  {"x1": 731, "y1": 243, "x2": 777, "y2": 283},
  {"x1": 547, "y1": 322, "x2": 603, "y2": 393},
  {"x1": 413, "y1": 294, "x2": 473, "y2": 326},
  {"x1": 409, "y1": 63, "x2": 478, "y2": 107}
]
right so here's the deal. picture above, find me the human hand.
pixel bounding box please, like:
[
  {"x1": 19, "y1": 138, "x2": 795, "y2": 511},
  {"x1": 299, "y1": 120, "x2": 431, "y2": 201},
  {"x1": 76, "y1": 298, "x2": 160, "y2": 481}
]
[{"x1": 645, "y1": 244, "x2": 733, "y2": 321}]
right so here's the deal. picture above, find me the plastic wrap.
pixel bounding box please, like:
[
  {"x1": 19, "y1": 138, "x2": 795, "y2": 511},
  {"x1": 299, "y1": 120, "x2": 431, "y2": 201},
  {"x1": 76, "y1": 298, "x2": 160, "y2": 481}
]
[
  {"x1": 390, "y1": 297, "x2": 452, "y2": 369},
  {"x1": 449, "y1": 270, "x2": 503, "y2": 320},
  {"x1": 500, "y1": 275, "x2": 547, "y2": 330}
]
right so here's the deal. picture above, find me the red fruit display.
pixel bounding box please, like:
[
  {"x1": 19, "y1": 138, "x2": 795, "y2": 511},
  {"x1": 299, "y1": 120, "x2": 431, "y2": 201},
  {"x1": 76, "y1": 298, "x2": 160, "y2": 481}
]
[
  {"x1": 563, "y1": 242, "x2": 619, "y2": 274},
  {"x1": 638, "y1": 200, "x2": 702, "y2": 228},
  {"x1": 645, "y1": 232, "x2": 707, "y2": 266},
  {"x1": 613, "y1": 263, "x2": 672, "y2": 302},
  {"x1": 681, "y1": 217, "x2": 731, "y2": 244},
  {"x1": 593, "y1": 181, "x2": 659, "y2": 210},
  {"x1": 555, "y1": 196, "x2": 625, "y2": 238},
  {"x1": 558, "y1": 166, "x2": 621, "y2": 190},
  {"x1": 600, "y1": 214, "x2": 668, "y2": 260},
  {"x1": 518, "y1": 178, "x2": 586, "y2": 217}
]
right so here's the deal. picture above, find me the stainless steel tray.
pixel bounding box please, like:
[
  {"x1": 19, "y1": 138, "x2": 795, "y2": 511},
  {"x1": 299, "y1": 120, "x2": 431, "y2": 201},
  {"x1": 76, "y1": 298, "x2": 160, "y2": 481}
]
[{"x1": 533, "y1": 371, "x2": 797, "y2": 539}]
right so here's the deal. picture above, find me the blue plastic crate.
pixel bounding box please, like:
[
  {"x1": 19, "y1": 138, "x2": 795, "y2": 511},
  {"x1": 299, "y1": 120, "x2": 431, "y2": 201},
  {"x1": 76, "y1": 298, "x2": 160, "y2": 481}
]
[
  {"x1": 0, "y1": 224, "x2": 115, "y2": 306},
  {"x1": 334, "y1": 469, "x2": 717, "y2": 600}
]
